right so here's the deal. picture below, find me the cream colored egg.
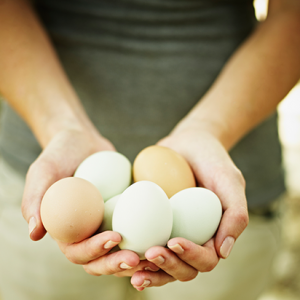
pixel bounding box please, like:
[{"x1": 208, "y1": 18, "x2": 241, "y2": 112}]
[
  {"x1": 133, "y1": 145, "x2": 196, "y2": 198},
  {"x1": 112, "y1": 181, "x2": 173, "y2": 259},
  {"x1": 74, "y1": 151, "x2": 132, "y2": 202},
  {"x1": 40, "y1": 177, "x2": 104, "y2": 243},
  {"x1": 99, "y1": 194, "x2": 120, "y2": 232},
  {"x1": 170, "y1": 187, "x2": 222, "y2": 245}
]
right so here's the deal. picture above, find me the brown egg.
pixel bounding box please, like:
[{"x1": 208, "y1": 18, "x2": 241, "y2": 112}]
[
  {"x1": 40, "y1": 177, "x2": 104, "y2": 243},
  {"x1": 133, "y1": 145, "x2": 196, "y2": 198}
]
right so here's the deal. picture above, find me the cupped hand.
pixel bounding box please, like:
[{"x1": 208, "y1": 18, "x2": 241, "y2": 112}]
[
  {"x1": 22, "y1": 130, "x2": 159, "y2": 276},
  {"x1": 21, "y1": 128, "x2": 158, "y2": 276},
  {"x1": 22, "y1": 128, "x2": 115, "y2": 241},
  {"x1": 56, "y1": 231, "x2": 160, "y2": 277},
  {"x1": 131, "y1": 128, "x2": 249, "y2": 290}
]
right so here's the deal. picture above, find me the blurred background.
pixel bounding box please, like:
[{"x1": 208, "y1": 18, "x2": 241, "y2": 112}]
[
  {"x1": 258, "y1": 83, "x2": 300, "y2": 300},
  {"x1": 257, "y1": 86, "x2": 300, "y2": 300},
  {"x1": 253, "y1": 0, "x2": 300, "y2": 298},
  {"x1": 0, "y1": 1, "x2": 299, "y2": 299}
]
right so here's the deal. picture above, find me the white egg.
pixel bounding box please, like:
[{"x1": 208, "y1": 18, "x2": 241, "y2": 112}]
[
  {"x1": 74, "y1": 151, "x2": 132, "y2": 202},
  {"x1": 170, "y1": 187, "x2": 222, "y2": 245},
  {"x1": 99, "y1": 194, "x2": 121, "y2": 232},
  {"x1": 112, "y1": 181, "x2": 173, "y2": 259}
]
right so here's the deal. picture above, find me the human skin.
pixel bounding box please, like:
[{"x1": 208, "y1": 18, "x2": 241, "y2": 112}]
[{"x1": 0, "y1": 0, "x2": 300, "y2": 291}]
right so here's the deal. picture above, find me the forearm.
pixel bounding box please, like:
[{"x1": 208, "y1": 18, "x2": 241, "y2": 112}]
[
  {"x1": 0, "y1": 0, "x2": 98, "y2": 148},
  {"x1": 174, "y1": 1, "x2": 300, "y2": 150}
]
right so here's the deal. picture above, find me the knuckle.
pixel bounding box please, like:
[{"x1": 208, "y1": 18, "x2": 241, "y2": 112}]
[
  {"x1": 214, "y1": 165, "x2": 246, "y2": 190},
  {"x1": 235, "y1": 207, "x2": 249, "y2": 230},
  {"x1": 164, "y1": 260, "x2": 179, "y2": 273},
  {"x1": 179, "y1": 270, "x2": 198, "y2": 282},
  {"x1": 233, "y1": 167, "x2": 246, "y2": 188},
  {"x1": 85, "y1": 245, "x2": 100, "y2": 261},
  {"x1": 103, "y1": 260, "x2": 117, "y2": 275},
  {"x1": 82, "y1": 265, "x2": 101, "y2": 277},
  {"x1": 113, "y1": 272, "x2": 128, "y2": 278},
  {"x1": 200, "y1": 260, "x2": 218, "y2": 273},
  {"x1": 186, "y1": 250, "x2": 200, "y2": 262},
  {"x1": 57, "y1": 244, "x2": 67, "y2": 256},
  {"x1": 65, "y1": 251, "x2": 81, "y2": 264}
]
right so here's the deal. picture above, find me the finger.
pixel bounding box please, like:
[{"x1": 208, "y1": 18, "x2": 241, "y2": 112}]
[
  {"x1": 131, "y1": 270, "x2": 176, "y2": 291},
  {"x1": 22, "y1": 131, "x2": 92, "y2": 241},
  {"x1": 114, "y1": 260, "x2": 160, "y2": 278},
  {"x1": 57, "y1": 231, "x2": 122, "y2": 264},
  {"x1": 21, "y1": 131, "x2": 116, "y2": 242},
  {"x1": 215, "y1": 205, "x2": 249, "y2": 259},
  {"x1": 83, "y1": 250, "x2": 141, "y2": 276},
  {"x1": 22, "y1": 157, "x2": 60, "y2": 241},
  {"x1": 212, "y1": 167, "x2": 249, "y2": 259},
  {"x1": 167, "y1": 238, "x2": 220, "y2": 272},
  {"x1": 145, "y1": 246, "x2": 198, "y2": 281}
]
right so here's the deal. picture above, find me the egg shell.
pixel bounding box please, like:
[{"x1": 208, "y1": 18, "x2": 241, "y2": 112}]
[
  {"x1": 112, "y1": 181, "x2": 173, "y2": 259},
  {"x1": 170, "y1": 187, "x2": 222, "y2": 245},
  {"x1": 40, "y1": 177, "x2": 104, "y2": 243},
  {"x1": 98, "y1": 194, "x2": 121, "y2": 232},
  {"x1": 133, "y1": 145, "x2": 196, "y2": 198},
  {"x1": 74, "y1": 151, "x2": 132, "y2": 202}
]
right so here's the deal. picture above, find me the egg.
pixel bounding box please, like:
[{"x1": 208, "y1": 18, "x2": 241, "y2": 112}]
[
  {"x1": 98, "y1": 194, "x2": 120, "y2": 232},
  {"x1": 112, "y1": 181, "x2": 173, "y2": 259},
  {"x1": 133, "y1": 145, "x2": 196, "y2": 198},
  {"x1": 74, "y1": 151, "x2": 132, "y2": 202},
  {"x1": 40, "y1": 177, "x2": 104, "y2": 243},
  {"x1": 170, "y1": 187, "x2": 222, "y2": 245}
]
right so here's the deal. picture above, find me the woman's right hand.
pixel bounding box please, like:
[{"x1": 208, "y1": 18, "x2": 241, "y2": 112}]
[
  {"x1": 0, "y1": 0, "x2": 159, "y2": 279},
  {"x1": 21, "y1": 128, "x2": 159, "y2": 276},
  {"x1": 22, "y1": 128, "x2": 115, "y2": 241}
]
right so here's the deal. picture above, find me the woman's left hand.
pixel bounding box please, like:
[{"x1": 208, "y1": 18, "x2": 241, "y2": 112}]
[{"x1": 130, "y1": 127, "x2": 249, "y2": 291}]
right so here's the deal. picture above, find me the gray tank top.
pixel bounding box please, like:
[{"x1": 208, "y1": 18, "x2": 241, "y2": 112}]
[{"x1": 0, "y1": 0, "x2": 285, "y2": 211}]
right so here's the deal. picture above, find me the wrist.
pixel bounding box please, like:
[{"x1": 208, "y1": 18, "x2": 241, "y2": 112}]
[
  {"x1": 22, "y1": 92, "x2": 101, "y2": 149},
  {"x1": 31, "y1": 108, "x2": 106, "y2": 151},
  {"x1": 169, "y1": 112, "x2": 232, "y2": 151},
  {"x1": 37, "y1": 115, "x2": 88, "y2": 148}
]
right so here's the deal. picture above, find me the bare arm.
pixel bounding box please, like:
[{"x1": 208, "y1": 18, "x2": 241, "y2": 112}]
[
  {"x1": 0, "y1": 0, "x2": 100, "y2": 147},
  {"x1": 175, "y1": 0, "x2": 300, "y2": 150},
  {"x1": 130, "y1": 0, "x2": 300, "y2": 290},
  {"x1": 0, "y1": 0, "x2": 117, "y2": 239},
  {"x1": 0, "y1": 0, "x2": 162, "y2": 276}
]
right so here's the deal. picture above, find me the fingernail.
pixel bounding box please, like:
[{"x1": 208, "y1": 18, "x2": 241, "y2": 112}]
[
  {"x1": 220, "y1": 236, "x2": 235, "y2": 258},
  {"x1": 104, "y1": 240, "x2": 119, "y2": 249},
  {"x1": 140, "y1": 280, "x2": 151, "y2": 288},
  {"x1": 168, "y1": 243, "x2": 184, "y2": 254},
  {"x1": 149, "y1": 255, "x2": 165, "y2": 265},
  {"x1": 120, "y1": 262, "x2": 133, "y2": 270},
  {"x1": 144, "y1": 267, "x2": 158, "y2": 272},
  {"x1": 29, "y1": 217, "x2": 37, "y2": 236}
]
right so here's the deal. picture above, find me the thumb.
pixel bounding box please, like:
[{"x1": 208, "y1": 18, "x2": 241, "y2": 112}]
[
  {"x1": 215, "y1": 205, "x2": 249, "y2": 259},
  {"x1": 22, "y1": 157, "x2": 59, "y2": 241},
  {"x1": 213, "y1": 172, "x2": 249, "y2": 259}
]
